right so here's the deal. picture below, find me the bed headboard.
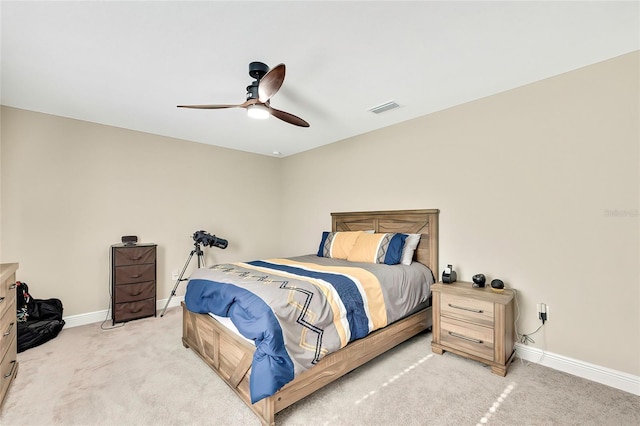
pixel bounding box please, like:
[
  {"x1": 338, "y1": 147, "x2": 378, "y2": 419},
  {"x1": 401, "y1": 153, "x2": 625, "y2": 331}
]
[{"x1": 331, "y1": 209, "x2": 439, "y2": 276}]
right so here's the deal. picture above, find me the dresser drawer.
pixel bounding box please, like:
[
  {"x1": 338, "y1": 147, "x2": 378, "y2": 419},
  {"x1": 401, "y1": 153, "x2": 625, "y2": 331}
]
[
  {"x1": 114, "y1": 281, "x2": 155, "y2": 303},
  {"x1": 114, "y1": 299, "x2": 156, "y2": 322},
  {"x1": 114, "y1": 264, "x2": 155, "y2": 285},
  {"x1": 0, "y1": 334, "x2": 17, "y2": 404},
  {"x1": 441, "y1": 292, "x2": 494, "y2": 327},
  {"x1": 441, "y1": 317, "x2": 494, "y2": 361},
  {"x1": 0, "y1": 307, "x2": 17, "y2": 359},
  {"x1": 0, "y1": 277, "x2": 17, "y2": 321},
  {"x1": 114, "y1": 246, "x2": 156, "y2": 266}
]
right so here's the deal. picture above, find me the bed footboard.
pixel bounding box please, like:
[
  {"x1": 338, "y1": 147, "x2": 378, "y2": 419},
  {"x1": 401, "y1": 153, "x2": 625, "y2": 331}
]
[
  {"x1": 181, "y1": 302, "x2": 268, "y2": 419},
  {"x1": 182, "y1": 302, "x2": 432, "y2": 425}
]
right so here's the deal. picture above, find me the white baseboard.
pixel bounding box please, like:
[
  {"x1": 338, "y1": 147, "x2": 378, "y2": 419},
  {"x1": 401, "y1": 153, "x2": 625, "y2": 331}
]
[
  {"x1": 61, "y1": 295, "x2": 185, "y2": 329},
  {"x1": 515, "y1": 343, "x2": 640, "y2": 396}
]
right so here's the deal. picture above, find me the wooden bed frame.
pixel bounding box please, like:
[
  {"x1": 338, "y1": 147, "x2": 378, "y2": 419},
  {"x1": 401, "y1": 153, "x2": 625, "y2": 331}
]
[{"x1": 182, "y1": 209, "x2": 439, "y2": 425}]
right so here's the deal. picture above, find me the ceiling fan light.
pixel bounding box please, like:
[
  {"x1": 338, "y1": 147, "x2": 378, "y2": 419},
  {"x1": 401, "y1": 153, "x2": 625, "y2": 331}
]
[{"x1": 247, "y1": 104, "x2": 270, "y2": 120}]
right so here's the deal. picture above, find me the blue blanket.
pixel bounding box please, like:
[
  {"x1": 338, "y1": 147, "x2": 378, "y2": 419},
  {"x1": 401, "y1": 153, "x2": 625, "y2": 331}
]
[{"x1": 185, "y1": 275, "x2": 294, "y2": 403}]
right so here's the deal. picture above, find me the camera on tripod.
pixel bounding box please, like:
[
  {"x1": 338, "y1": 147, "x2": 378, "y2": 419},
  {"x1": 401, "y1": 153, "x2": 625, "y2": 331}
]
[{"x1": 192, "y1": 230, "x2": 228, "y2": 250}]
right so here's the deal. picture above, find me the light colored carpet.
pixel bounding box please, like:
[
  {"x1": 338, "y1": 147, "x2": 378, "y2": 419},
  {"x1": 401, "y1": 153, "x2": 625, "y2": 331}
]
[{"x1": 1, "y1": 306, "x2": 638, "y2": 425}]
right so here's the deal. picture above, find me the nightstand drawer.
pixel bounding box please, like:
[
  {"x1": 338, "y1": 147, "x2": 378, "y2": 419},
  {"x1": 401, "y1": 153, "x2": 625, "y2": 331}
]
[
  {"x1": 114, "y1": 264, "x2": 155, "y2": 285},
  {"x1": 441, "y1": 292, "x2": 494, "y2": 327},
  {"x1": 440, "y1": 317, "x2": 494, "y2": 361}
]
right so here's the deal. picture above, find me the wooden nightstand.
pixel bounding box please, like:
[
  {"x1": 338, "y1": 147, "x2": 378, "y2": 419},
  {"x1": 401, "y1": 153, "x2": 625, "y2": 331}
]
[{"x1": 431, "y1": 281, "x2": 515, "y2": 376}]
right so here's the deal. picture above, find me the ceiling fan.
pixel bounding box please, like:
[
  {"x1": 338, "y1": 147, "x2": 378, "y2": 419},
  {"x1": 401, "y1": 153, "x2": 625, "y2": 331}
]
[{"x1": 178, "y1": 62, "x2": 310, "y2": 127}]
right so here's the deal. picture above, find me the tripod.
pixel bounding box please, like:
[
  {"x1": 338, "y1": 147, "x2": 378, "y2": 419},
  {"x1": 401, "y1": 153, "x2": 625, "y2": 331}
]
[{"x1": 160, "y1": 242, "x2": 206, "y2": 317}]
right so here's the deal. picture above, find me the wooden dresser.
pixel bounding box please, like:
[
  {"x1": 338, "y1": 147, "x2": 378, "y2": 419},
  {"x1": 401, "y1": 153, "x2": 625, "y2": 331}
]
[
  {"x1": 431, "y1": 281, "x2": 515, "y2": 376},
  {"x1": 111, "y1": 243, "x2": 157, "y2": 325},
  {"x1": 0, "y1": 263, "x2": 19, "y2": 411}
]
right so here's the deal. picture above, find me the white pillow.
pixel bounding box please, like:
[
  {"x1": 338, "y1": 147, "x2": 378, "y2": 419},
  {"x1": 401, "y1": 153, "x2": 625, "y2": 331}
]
[{"x1": 401, "y1": 234, "x2": 421, "y2": 265}]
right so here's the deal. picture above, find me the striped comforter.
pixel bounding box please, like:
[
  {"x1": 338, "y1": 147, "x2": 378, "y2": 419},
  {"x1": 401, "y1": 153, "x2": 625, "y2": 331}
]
[{"x1": 184, "y1": 254, "x2": 433, "y2": 403}]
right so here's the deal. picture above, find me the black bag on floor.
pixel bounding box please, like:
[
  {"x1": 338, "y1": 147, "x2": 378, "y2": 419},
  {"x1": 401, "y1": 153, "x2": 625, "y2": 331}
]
[
  {"x1": 16, "y1": 281, "x2": 65, "y2": 352},
  {"x1": 32, "y1": 298, "x2": 65, "y2": 321},
  {"x1": 17, "y1": 319, "x2": 65, "y2": 353}
]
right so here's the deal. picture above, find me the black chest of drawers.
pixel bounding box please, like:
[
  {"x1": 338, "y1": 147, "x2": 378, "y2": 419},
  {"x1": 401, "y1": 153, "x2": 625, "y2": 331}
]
[{"x1": 110, "y1": 243, "x2": 157, "y2": 325}]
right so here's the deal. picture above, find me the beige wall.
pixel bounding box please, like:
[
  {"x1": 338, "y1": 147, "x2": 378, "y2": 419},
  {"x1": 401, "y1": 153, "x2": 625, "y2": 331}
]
[
  {"x1": 1, "y1": 107, "x2": 282, "y2": 316},
  {"x1": 1, "y1": 52, "x2": 638, "y2": 377},
  {"x1": 280, "y1": 52, "x2": 639, "y2": 376}
]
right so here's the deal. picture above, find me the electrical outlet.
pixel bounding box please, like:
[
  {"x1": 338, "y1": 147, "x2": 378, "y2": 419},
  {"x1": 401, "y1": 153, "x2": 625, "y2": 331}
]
[
  {"x1": 546, "y1": 304, "x2": 550, "y2": 320},
  {"x1": 537, "y1": 302, "x2": 548, "y2": 323},
  {"x1": 172, "y1": 270, "x2": 180, "y2": 281}
]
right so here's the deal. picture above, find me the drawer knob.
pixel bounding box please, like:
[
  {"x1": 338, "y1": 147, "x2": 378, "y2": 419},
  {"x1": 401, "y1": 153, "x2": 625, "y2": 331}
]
[
  {"x1": 9, "y1": 283, "x2": 16, "y2": 290},
  {"x1": 0, "y1": 297, "x2": 4, "y2": 305},
  {"x1": 449, "y1": 331, "x2": 483, "y2": 344},
  {"x1": 448, "y1": 303, "x2": 483, "y2": 314}
]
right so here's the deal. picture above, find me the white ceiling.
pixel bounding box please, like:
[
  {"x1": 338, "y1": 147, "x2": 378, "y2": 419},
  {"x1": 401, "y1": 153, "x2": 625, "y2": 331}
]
[{"x1": 2, "y1": 1, "x2": 638, "y2": 157}]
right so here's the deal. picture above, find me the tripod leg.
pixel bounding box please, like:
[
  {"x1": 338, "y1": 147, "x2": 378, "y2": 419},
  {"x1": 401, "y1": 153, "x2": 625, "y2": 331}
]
[
  {"x1": 198, "y1": 252, "x2": 206, "y2": 268},
  {"x1": 160, "y1": 250, "x2": 195, "y2": 317}
]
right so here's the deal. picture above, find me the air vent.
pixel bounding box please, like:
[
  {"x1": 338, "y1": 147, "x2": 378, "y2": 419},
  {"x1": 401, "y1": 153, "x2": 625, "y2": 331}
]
[{"x1": 368, "y1": 101, "x2": 400, "y2": 114}]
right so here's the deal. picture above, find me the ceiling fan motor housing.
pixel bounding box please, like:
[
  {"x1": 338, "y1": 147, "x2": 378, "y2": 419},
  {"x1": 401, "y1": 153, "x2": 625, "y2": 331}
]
[
  {"x1": 248, "y1": 61, "x2": 269, "y2": 80},
  {"x1": 247, "y1": 62, "x2": 269, "y2": 100}
]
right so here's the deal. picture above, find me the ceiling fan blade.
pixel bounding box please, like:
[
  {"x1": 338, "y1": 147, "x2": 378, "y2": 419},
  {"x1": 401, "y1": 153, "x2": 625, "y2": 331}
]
[
  {"x1": 269, "y1": 106, "x2": 310, "y2": 127},
  {"x1": 258, "y1": 63, "x2": 286, "y2": 103},
  {"x1": 177, "y1": 99, "x2": 255, "y2": 109},
  {"x1": 177, "y1": 103, "x2": 243, "y2": 109}
]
